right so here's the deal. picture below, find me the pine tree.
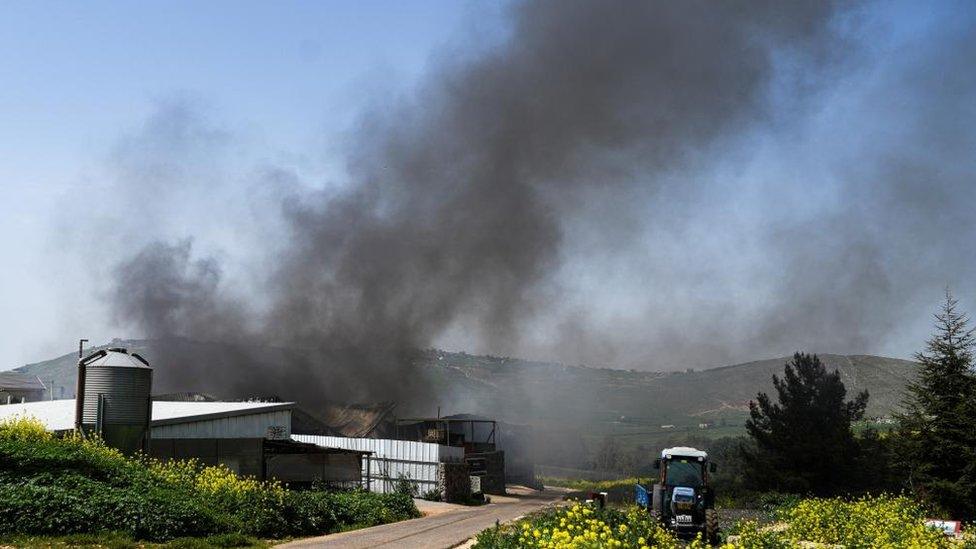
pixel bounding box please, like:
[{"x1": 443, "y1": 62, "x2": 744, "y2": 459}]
[
  {"x1": 897, "y1": 290, "x2": 976, "y2": 519},
  {"x1": 744, "y1": 352, "x2": 869, "y2": 495}
]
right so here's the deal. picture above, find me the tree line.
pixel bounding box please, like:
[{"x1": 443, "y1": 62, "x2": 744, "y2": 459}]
[{"x1": 742, "y1": 290, "x2": 976, "y2": 520}]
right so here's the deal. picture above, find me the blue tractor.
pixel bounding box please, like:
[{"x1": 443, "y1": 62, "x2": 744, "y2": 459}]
[{"x1": 635, "y1": 446, "x2": 719, "y2": 544}]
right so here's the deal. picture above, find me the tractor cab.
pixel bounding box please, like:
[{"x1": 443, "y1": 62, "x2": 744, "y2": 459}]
[{"x1": 635, "y1": 446, "x2": 719, "y2": 543}]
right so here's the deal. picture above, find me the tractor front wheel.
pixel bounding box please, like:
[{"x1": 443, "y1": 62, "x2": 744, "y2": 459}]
[{"x1": 705, "y1": 509, "x2": 719, "y2": 545}]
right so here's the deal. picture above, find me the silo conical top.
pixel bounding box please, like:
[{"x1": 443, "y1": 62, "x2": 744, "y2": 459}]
[{"x1": 82, "y1": 348, "x2": 151, "y2": 369}]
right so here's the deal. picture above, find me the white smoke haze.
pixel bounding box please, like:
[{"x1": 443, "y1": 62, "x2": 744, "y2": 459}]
[{"x1": 37, "y1": 1, "x2": 976, "y2": 402}]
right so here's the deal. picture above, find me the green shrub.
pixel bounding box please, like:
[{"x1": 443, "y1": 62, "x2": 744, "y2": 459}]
[
  {"x1": 757, "y1": 491, "x2": 801, "y2": 515},
  {"x1": 781, "y1": 495, "x2": 952, "y2": 547},
  {"x1": 727, "y1": 495, "x2": 965, "y2": 548},
  {"x1": 0, "y1": 417, "x2": 419, "y2": 542},
  {"x1": 0, "y1": 472, "x2": 221, "y2": 540}
]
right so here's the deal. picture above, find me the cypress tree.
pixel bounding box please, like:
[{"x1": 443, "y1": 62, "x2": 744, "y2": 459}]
[{"x1": 898, "y1": 290, "x2": 976, "y2": 519}]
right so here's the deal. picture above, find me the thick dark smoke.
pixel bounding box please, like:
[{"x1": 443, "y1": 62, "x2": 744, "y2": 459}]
[
  {"x1": 112, "y1": 240, "x2": 238, "y2": 339},
  {"x1": 105, "y1": 1, "x2": 976, "y2": 405}
]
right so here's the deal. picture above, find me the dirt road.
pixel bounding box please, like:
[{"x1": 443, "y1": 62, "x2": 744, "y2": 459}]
[{"x1": 277, "y1": 487, "x2": 566, "y2": 549}]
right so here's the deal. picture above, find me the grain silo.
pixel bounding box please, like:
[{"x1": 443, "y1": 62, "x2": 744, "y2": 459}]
[{"x1": 75, "y1": 348, "x2": 152, "y2": 454}]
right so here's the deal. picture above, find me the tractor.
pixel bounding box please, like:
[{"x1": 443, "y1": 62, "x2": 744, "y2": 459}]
[{"x1": 635, "y1": 446, "x2": 719, "y2": 544}]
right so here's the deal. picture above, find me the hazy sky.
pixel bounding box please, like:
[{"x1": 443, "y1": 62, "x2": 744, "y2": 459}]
[
  {"x1": 3, "y1": 1, "x2": 975, "y2": 372},
  {"x1": 1, "y1": 1, "x2": 490, "y2": 365}
]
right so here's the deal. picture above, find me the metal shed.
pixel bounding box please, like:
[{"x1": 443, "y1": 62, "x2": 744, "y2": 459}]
[
  {"x1": 0, "y1": 372, "x2": 46, "y2": 404},
  {"x1": 293, "y1": 434, "x2": 463, "y2": 494}
]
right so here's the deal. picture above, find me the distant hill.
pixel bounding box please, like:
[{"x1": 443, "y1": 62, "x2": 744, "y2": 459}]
[
  {"x1": 416, "y1": 350, "x2": 915, "y2": 430},
  {"x1": 11, "y1": 339, "x2": 915, "y2": 432}
]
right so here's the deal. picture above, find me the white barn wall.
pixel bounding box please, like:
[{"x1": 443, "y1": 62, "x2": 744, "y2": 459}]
[
  {"x1": 152, "y1": 409, "x2": 292, "y2": 439},
  {"x1": 293, "y1": 435, "x2": 463, "y2": 494}
]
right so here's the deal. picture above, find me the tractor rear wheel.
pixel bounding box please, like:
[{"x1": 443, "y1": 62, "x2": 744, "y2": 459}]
[{"x1": 705, "y1": 509, "x2": 719, "y2": 545}]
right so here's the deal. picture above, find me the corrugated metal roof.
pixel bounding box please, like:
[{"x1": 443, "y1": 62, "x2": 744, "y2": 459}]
[
  {"x1": 152, "y1": 392, "x2": 218, "y2": 402},
  {"x1": 151, "y1": 401, "x2": 295, "y2": 426},
  {"x1": 0, "y1": 372, "x2": 46, "y2": 392},
  {"x1": 0, "y1": 399, "x2": 294, "y2": 432},
  {"x1": 318, "y1": 401, "x2": 395, "y2": 437}
]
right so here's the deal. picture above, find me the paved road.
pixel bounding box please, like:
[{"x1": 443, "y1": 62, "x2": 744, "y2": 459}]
[{"x1": 278, "y1": 488, "x2": 566, "y2": 549}]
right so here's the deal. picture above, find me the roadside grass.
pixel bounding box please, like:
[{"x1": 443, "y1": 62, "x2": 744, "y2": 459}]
[
  {"x1": 540, "y1": 475, "x2": 801, "y2": 514},
  {"x1": 0, "y1": 532, "x2": 269, "y2": 548},
  {"x1": 538, "y1": 477, "x2": 639, "y2": 491},
  {"x1": 539, "y1": 477, "x2": 642, "y2": 508}
]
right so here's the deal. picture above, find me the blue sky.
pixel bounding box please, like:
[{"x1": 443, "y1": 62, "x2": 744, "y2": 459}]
[
  {"x1": 0, "y1": 1, "x2": 487, "y2": 181},
  {"x1": 1, "y1": 1, "x2": 497, "y2": 365}
]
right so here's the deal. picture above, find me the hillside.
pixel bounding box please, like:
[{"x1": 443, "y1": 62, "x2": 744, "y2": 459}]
[
  {"x1": 417, "y1": 350, "x2": 915, "y2": 440},
  {"x1": 11, "y1": 339, "x2": 916, "y2": 432}
]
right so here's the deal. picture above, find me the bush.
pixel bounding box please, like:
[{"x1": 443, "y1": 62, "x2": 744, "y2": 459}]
[
  {"x1": 781, "y1": 495, "x2": 952, "y2": 547},
  {"x1": 729, "y1": 495, "x2": 969, "y2": 548},
  {"x1": 474, "y1": 503, "x2": 687, "y2": 548},
  {"x1": 0, "y1": 471, "x2": 221, "y2": 540},
  {"x1": 0, "y1": 417, "x2": 419, "y2": 542}
]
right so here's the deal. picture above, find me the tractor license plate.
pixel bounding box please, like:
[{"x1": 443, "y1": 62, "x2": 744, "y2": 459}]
[{"x1": 677, "y1": 514, "x2": 693, "y2": 524}]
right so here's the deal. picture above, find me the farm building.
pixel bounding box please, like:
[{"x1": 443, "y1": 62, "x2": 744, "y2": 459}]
[
  {"x1": 394, "y1": 416, "x2": 507, "y2": 494},
  {"x1": 0, "y1": 398, "x2": 367, "y2": 486},
  {"x1": 152, "y1": 392, "x2": 398, "y2": 439},
  {"x1": 295, "y1": 406, "x2": 536, "y2": 491},
  {"x1": 0, "y1": 371, "x2": 46, "y2": 403},
  {"x1": 294, "y1": 434, "x2": 470, "y2": 501}
]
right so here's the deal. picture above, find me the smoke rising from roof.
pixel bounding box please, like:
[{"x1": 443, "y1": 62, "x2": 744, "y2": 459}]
[{"x1": 103, "y1": 1, "x2": 976, "y2": 403}]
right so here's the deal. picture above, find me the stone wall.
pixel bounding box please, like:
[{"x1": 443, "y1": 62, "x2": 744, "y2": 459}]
[{"x1": 437, "y1": 461, "x2": 471, "y2": 503}]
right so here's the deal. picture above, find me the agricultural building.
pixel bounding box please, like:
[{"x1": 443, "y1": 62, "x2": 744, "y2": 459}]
[
  {"x1": 395, "y1": 415, "x2": 507, "y2": 494},
  {"x1": 0, "y1": 398, "x2": 366, "y2": 487},
  {"x1": 294, "y1": 434, "x2": 470, "y2": 501},
  {"x1": 0, "y1": 371, "x2": 46, "y2": 403}
]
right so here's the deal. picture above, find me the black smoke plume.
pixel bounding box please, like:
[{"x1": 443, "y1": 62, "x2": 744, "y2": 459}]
[{"x1": 106, "y1": 1, "x2": 976, "y2": 406}]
